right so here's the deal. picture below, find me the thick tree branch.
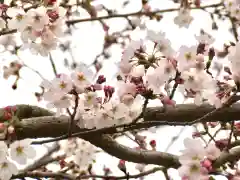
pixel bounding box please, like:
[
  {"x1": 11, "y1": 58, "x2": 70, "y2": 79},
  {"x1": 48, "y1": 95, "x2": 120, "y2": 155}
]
[
  {"x1": 213, "y1": 147, "x2": 240, "y2": 167},
  {"x1": 2, "y1": 103, "x2": 240, "y2": 169}
]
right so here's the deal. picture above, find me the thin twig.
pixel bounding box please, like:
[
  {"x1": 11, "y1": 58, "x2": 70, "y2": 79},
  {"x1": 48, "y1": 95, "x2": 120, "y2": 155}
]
[{"x1": 66, "y1": 2, "x2": 223, "y2": 25}]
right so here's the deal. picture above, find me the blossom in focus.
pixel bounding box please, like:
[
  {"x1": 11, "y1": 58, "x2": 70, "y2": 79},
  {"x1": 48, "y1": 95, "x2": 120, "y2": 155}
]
[
  {"x1": 0, "y1": 158, "x2": 18, "y2": 180},
  {"x1": 178, "y1": 161, "x2": 208, "y2": 180},
  {"x1": 9, "y1": 139, "x2": 36, "y2": 165},
  {"x1": 7, "y1": 7, "x2": 26, "y2": 30},
  {"x1": 25, "y1": 6, "x2": 49, "y2": 30}
]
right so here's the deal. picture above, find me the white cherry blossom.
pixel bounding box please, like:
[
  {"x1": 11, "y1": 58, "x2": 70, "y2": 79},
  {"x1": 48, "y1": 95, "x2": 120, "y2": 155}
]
[
  {"x1": 0, "y1": 142, "x2": 8, "y2": 161},
  {"x1": 0, "y1": 158, "x2": 18, "y2": 180},
  {"x1": 103, "y1": 101, "x2": 129, "y2": 121},
  {"x1": 147, "y1": 30, "x2": 175, "y2": 57},
  {"x1": 117, "y1": 81, "x2": 136, "y2": 100},
  {"x1": 25, "y1": 6, "x2": 49, "y2": 30},
  {"x1": 195, "y1": 32, "x2": 215, "y2": 45},
  {"x1": 83, "y1": 92, "x2": 98, "y2": 108},
  {"x1": 122, "y1": 39, "x2": 145, "y2": 62},
  {"x1": 205, "y1": 144, "x2": 221, "y2": 160},
  {"x1": 46, "y1": 95, "x2": 72, "y2": 116},
  {"x1": 7, "y1": 7, "x2": 26, "y2": 30},
  {"x1": 95, "y1": 108, "x2": 115, "y2": 128},
  {"x1": 51, "y1": 73, "x2": 73, "y2": 94},
  {"x1": 176, "y1": 45, "x2": 197, "y2": 72},
  {"x1": 20, "y1": 25, "x2": 37, "y2": 43},
  {"x1": 146, "y1": 58, "x2": 176, "y2": 94},
  {"x1": 74, "y1": 139, "x2": 96, "y2": 169},
  {"x1": 80, "y1": 110, "x2": 98, "y2": 129},
  {"x1": 3, "y1": 61, "x2": 22, "y2": 79},
  {"x1": 30, "y1": 40, "x2": 58, "y2": 56},
  {"x1": 174, "y1": 8, "x2": 193, "y2": 28},
  {"x1": 48, "y1": 19, "x2": 65, "y2": 37},
  {"x1": 179, "y1": 138, "x2": 206, "y2": 165},
  {"x1": 178, "y1": 161, "x2": 208, "y2": 180},
  {"x1": 71, "y1": 71, "x2": 91, "y2": 93},
  {"x1": 130, "y1": 65, "x2": 145, "y2": 77},
  {"x1": 10, "y1": 139, "x2": 36, "y2": 165}
]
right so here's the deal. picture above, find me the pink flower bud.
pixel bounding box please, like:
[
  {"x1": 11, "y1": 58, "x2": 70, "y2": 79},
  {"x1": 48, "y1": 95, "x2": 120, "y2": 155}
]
[
  {"x1": 160, "y1": 96, "x2": 176, "y2": 107},
  {"x1": 96, "y1": 75, "x2": 106, "y2": 84},
  {"x1": 192, "y1": 131, "x2": 202, "y2": 138},
  {"x1": 59, "y1": 159, "x2": 66, "y2": 169},
  {"x1": 201, "y1": 159, "x2": 212, "y2": 172},
  {"x1": 150, "y1": 140, "x2": 156, "y2": 148},
  {"x1": 118, "y1": 160, "x2": 126, "y2": 173},
  {"x1": 3, "y1": 112, "x2": 12, "y2": 121}
]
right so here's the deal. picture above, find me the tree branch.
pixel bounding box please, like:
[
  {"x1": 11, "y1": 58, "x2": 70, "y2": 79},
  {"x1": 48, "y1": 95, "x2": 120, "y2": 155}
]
[
  {"x1": 13, "y1": 167, "x2": 163, "y2": 180},
  {"x1": 2, "y1": 103, "x2": 240, "y2": 169},
  {"x1": 0, "y1": 2, "x2": 223, "y2": 36},
  {"x1": 66, "y1": 2, "x2": 223, "y2": 25},
  {"x1": 12, "y1": 171, "x2": 75, "y2": 180}
]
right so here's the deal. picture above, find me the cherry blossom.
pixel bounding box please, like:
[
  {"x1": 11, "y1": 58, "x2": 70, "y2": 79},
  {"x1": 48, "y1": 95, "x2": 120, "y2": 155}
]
[
  {"x1": 0, "y1": 142, "x2": 8, "y2": 161},
  {"x1": 2, "y1": 60, "x2": 22, "y2": 79},
  {"x1": 25, "y1": 6, "x2": 49, "y2": 30},
  {"x1": 46, "y1": 95, "x2": 72, "y2": 116},
  {"x1": 9, "y1": 139, "x2": 36, "y2": 165},
  {"x1": 205, "y1": 144, "x2": 221, "y2": 161},
  {"x1": 147, "y1": 30, "x2": 175, "y2": 57},
  {"x1": 195, "y1": 31, "x2": 215, "y2": 45},
  {"x1": 178, "y1": 161, "x2": 208, "y2": 180},
  {"x1": 174, "y1": 8, "x2": 193, "y2": 28},
  {"x1": 6, "y1": 7, "x2": 26, "y2": 30},
  {"x1": 0, "y1": 158, "x2": 18, "y2": 180},
  {"x1": 73, "y1": 139, "x2": 96, "y2": 169},
  {"x1": 176, "y1": 45, "x2": 198, "y2": 72},
  {"x1": 179, "y1": 138, "x2": 206, "y2": 165},
  {"x1": 51, "y1": 73, "x2": 73, "y2": 95},
  {"x1": 122, "y1": 39, "x2": 145, "y2": 62},
  {"x1": 71, "y1": 71, "x2": 91, "y2": 93}
]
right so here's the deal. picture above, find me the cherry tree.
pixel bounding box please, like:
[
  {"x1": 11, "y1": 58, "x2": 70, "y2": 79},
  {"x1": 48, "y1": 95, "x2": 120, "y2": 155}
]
[{"x1": 0, "y1": 0, "x2": 239, "y2": 179}]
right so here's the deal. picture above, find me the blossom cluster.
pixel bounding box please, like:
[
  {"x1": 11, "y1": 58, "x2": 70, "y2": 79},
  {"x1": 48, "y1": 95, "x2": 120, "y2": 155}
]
[
  {"x1": 178, "y1": 138, "x2": 221, "y2": 180},
  {"x1": 41, "y1": 69, "x2": 143, "y2": 129},
  {"x1": 0, "y1": 139, "x2": 36, "y2": 180},
  {"x1": 60, "y1": 138, "x2": 96, "y2": 169},
  {"x1": 0, "y1": 4, "x2": 66, "y2": 56},
  {"x1": 120, "y1": 28, "x2": 223, "y2": 108},
  {"x1": 225, "y1": 0, "x2": 240, "y2": 20}
]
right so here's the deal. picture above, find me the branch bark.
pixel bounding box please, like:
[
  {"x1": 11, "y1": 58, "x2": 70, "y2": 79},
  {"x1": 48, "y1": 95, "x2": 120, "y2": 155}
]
[{"x1": 2, "y1": 103, "x2": 240, "y2": 169}]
